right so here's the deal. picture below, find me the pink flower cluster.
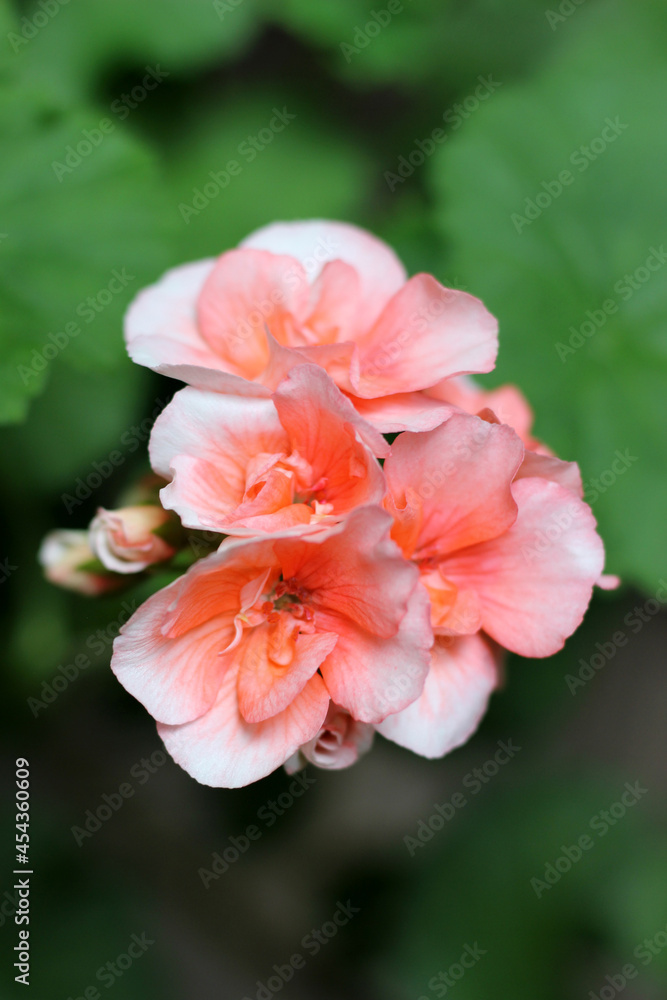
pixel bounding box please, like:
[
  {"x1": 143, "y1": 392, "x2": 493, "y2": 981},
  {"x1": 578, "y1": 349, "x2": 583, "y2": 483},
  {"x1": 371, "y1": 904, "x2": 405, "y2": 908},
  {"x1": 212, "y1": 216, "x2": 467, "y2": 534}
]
[{"x1": 41, "y1": 221, "x2": 613, "y2": 787}]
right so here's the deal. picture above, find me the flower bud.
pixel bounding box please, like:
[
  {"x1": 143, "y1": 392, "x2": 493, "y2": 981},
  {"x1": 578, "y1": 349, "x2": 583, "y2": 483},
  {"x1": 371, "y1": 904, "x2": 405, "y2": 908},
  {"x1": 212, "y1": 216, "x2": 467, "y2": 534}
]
[
  {"x1": 89, "y1": 505, "x2": 178, "y2": 574},
  {"x1": 285, "y1": 705, "x2": 374, "y2": 773},
  {"x1": 38, "y1": 530, "x2": 123, "y2": 596}
]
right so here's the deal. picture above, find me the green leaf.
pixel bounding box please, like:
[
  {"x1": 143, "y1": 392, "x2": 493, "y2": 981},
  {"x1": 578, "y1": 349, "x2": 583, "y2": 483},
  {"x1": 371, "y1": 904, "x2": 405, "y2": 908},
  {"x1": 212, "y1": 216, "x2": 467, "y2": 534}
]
[
  {"x1": 10, "y1": 0, "x2": 261, "y2": 105},
  {"x1": 162, "y1": 89, "x2": 373, "y2": 262},
  {"x1": 274, "y1": 0, "x2": 557, "y2": 90},
  {"x1": 0, "y1": 85, "x2": 172, "y2": 423},
  {"x1": 0, "y1": 360, "x2": 152, "y2": 495},
  {"x1": 429, "y1": 0, "x2": 667, "y2": 590}
]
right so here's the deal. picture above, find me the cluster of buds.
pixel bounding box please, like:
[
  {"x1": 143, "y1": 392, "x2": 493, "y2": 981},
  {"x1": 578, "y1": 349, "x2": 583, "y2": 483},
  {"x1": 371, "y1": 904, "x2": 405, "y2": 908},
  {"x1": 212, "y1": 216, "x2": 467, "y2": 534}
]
[{"x1": 39, "y1": 478, "x2": 221, "y2": 596}]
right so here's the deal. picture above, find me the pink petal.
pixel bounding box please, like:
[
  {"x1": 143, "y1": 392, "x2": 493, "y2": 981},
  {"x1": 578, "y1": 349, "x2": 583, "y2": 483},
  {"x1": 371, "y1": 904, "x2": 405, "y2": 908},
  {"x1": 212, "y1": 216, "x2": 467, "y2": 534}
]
[
  {"x1": 241, "y1": 219, "x2": 406, "y2": 330},
  {"x1": 515, "y1": 451, "x2": 583, "y2": 497},
  {"x1": 237, "y1": 623, "x2": 338, "y2": 723},
  {"x1": 272, "y1": 366, "x2": 387, "y2": 511},
  {"x1": 354, "y1": 275, "x2": 498, "y2": 396},
  {"x1": 159, "y1": 539, "x2": 278, "y2": 640},
  {"x1": 124, "y1": 260, "x2": 273, "y2": 390},
  {"x1": 352, "y1": 392, "x2": 459, "y2": 433},
  {"x1": 273, "y1": 363, "x2": 388, "y2": 457},
  {"x1": 124, "y1": 259, "x2": 220, "y2": 376},
  {"x1": 111, "y1": 573, "x2": 237, "y2": 726},
  {"x1": 149, "y1": 388, "x2": 288, "y2": 531},
  {"x1": 428, "y1": 379, "x2": 536, "y2": 443},
  {"x1": 197, "y1": 249, "x2": 310, "y2": 377},
  {"x1": 295, "y1": 339, "x2": 359, "y2": 394},
  {"x1": 303, "y1": 260, "x2": 361, "y2": 345},
  {"x1": 443, "y1": 478, "x2": 605, "y2": 657},
  {"x1": 421, "y1": 572, "x2": 482, "y2": 636},
  {"x1": 275, "y1": 506, "x2": 419, "y2": 639},
  {"x1": 376, "y1": 633, "x2": 498, "y2": 758},
  {"x1": 287, "y1": 705, "x2": 375, "y2": 772},
  {"x1": 385, "y1": 414, "x2": 524, "y2": 559},
  {"x1": 318, "y1": 584, "x2": 432, "y2": 724},
  {"x1": 158, "y1": 666, "x2": 330, "y2": 788},
  {"x1": 597, "y1": 573, "x2": 620, "y2": 590}
]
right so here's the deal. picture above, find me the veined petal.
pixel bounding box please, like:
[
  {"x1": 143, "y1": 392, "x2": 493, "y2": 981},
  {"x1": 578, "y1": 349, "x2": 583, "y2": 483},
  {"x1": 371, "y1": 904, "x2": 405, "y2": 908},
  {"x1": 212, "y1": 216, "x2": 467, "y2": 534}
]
[
  {"x1": 318, "y1": 583, "x2": 432, "y2": 724},
  {"x1": 197, "y1": 248, "x2": 311, "y2": 375},
  {"x1": 237, "y1": 623, "x2": 338, "y2": 723},
  {"x1": 158, "y1": 666, "x2": 329, "y2": 788},
  {"x1": 275, "y1": 506, "x2": 419, "y2": 639},
  {"x1": 376, "y1": 634, "x2": 498, "y2": 758},
  {"x1": 385, "y1": 414, "x2": 524, "y2": 559},
  {"x1": 241, "y1": 219, "x2": 406, "y2": 330},
  {"x1": 443, "y1": 478, "x2": 605, "y2": 657},
  {"x1": 355, "y1": 275, "x2": 498, "y2": 396},
  {"x1": 111, "y1": 573, "x2": 237, "y2": 726}
]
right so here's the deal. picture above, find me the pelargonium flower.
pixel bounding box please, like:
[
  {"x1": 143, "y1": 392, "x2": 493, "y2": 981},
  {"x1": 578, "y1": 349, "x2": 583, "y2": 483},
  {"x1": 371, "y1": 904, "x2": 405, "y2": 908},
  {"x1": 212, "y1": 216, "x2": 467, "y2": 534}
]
[
  {"x1": 149, "y1": 364, "x2": 387, "y2": 535},
  {"x1": 375, "y1": 412, "x2": 606, "y2": 757},
  {"x1": 124, "y1": 220, "x2": 498, "y2": 430},
  {"x1": 110, "y1": 507, "x2": 431, "y2": 787}
]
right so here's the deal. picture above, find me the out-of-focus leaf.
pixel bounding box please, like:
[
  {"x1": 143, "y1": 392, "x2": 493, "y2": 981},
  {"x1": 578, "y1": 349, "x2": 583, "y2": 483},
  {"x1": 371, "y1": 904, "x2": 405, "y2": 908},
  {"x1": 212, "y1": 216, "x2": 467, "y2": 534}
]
[
  {"x1": 272, "y1": 0, "x2": 560, "y2": 90},
  {"x1": 429, "y1": 0, "x2": 667, "y2": 591},
  {"x1": 162, "y1": 89, "x2": 373, "y2": 261},
  {"x1": 10, "y1": 0, "x2": 261, "y2": 104},
  {"x1": 0, "y1": 85, "x2": 172, "y2": 423},
  {"x1": 0, "y1": 364, "x2": 152, "y2": 495}
]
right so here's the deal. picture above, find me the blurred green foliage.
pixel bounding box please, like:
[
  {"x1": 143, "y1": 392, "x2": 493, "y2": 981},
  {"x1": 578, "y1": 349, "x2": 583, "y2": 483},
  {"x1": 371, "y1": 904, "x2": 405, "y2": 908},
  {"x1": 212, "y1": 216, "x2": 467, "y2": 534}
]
[{"x1": 0, "y1": 0, "x2": 665, "y2": 997}]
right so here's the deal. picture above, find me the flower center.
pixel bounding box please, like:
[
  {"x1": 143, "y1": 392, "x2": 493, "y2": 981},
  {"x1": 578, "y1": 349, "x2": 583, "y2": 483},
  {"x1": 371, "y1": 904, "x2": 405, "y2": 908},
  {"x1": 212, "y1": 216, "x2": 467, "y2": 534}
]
[{"x1": 259, "y1": 577, "x2": 314, "y2": 624}]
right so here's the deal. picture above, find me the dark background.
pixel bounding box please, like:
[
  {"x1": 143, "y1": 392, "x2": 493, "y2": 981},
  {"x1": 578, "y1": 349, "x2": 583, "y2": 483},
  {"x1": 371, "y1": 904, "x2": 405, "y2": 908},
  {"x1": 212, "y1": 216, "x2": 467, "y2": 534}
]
[{"x1": 1, "y1": 0, "x2": 666, "y2": 997}]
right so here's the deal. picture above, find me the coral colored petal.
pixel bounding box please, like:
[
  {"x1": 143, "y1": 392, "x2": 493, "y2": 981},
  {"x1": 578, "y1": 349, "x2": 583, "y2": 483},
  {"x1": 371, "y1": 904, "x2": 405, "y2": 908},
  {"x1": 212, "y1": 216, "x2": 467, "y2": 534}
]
[
  {"x1": 275, "y1": 507, "x2": 419, "y2": 639},
  {"x1": 423, "y1": 573, "x2": 482, "y2": 636},
  {"x1": 197, "y1": 249, "x2": 310, "y2": 377},
  {"x1": 428, "y1": 379, "x2": 536, "y2": 442},
  {"x1": 385, "y1": 414, "x2": 524, "y2": 559},
  {"x1": 160, "y1": 538, "x2": 279, "y2": 639},
  {"x1": 124, "y1": 261, "x2": 279, "y2": 392},
  {"x1": 304, "y1": 260, "x2": 361, "y2": 345},
  {"x1": 273, "y1": 363, "x2": 388, "y2": 457},
  {"x1": 158, "y1": 668, "x2": 330, "y2": 788},
  {"x1": 149, "y1": 389, "x2": 289, "y2": 531},
  {"x1": 376, "y1": 634, "x2": 498, "y2": 758},
  {"x1": 355, "y1": 275, "x2": 498, "y2": 396},
  {"x1": 150, "y1": 389, "x2": 285, "y2": 479},
  {"x1": 241, "y1": 219, "x2": 406, "y2": 330},
  {"x1": 515, "y1": 451, "x2": 583, "y2": 497},
  {"x1": 443, "y1": 478, "x2": 605, "y2": 657},
  {"x1": 272, "y1": 366, "x2": 387, "y2": 511},
  {"x1": 237, "y1": 624, "x2": 338, "y2": 724},
  {"x1": 286, "y1": 705, "x2": 375, "y2": 772},
  {"x1": 111, "y1": 576, "x2": 236, "y2": 726},
  {"x1": 352, "y1": 393, "x2": 459, "y2": 433},
  {"x1": 383, "y1": 492, "x2": 423, "y2": 560},
  {"x1": 318, "y1": 584, "x2": 432, "y2": 724},
  {"x1": 296, "y1": 340, "x2": 359, "y2": 394}
]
